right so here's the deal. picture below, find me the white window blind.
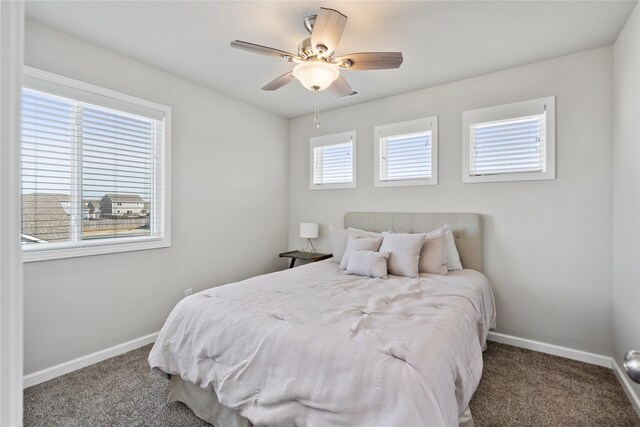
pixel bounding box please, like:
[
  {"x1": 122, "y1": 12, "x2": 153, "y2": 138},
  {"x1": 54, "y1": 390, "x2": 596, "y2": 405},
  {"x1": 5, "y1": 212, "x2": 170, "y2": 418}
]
[
  {"x1": 313, "y1": 142, "x2": 353, "y2": 184},
  {"x1": 21, "y1": 68, "x2": 171, "y2": 261},
  {"x1": 375, "y1": 117, "x2": 438, "y2": 187},
  {"x1": 22, "y1": 90, "x2": 73, "y2": 244},
  {"x1": 310, "y1": 131, "x2": 356, "y2": 189},
  {"x1": 470, "y1": 114, "x2": 545, "y2": 176},
  {"x1": 380, "y1": 131, "x2": 432, "y2": 181},
  {"x1": 462, "y1": 96, "x2": 555, "y2": 183}
]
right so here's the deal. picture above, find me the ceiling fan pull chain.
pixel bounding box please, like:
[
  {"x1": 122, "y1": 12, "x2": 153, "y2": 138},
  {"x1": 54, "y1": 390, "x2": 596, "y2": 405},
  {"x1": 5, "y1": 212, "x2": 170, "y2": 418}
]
[{"x1": 314, "y1": 89, "x2": 320, "y2": 128}]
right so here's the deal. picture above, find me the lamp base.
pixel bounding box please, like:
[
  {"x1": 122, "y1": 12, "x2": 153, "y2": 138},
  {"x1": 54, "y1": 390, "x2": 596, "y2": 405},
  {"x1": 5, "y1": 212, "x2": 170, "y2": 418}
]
[{"x1": 301, "y1": 238, "x2": 316, "y2": 255}]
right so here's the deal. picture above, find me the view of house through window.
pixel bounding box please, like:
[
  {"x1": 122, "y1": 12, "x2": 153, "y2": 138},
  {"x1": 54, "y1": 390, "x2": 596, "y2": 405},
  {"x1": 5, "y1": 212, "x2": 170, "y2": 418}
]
[
  {"x1": 21, "y1": 69, "x2": 170, "y2": 259},
  {"x1": 22, "y1": 89, "x2": 155, "y2": 244}
]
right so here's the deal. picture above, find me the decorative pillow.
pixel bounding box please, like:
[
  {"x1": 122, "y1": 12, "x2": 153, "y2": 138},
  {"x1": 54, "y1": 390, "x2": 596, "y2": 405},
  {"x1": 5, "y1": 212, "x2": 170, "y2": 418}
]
[
  {"x1": 330, "y1": 226, "x2": 349, "y2": 264},
  {"x1": 443, "y1": 224, "x2": 463, "y2": 271},
  {"x1": 339, "y1": 236, "x2": 383, "y2": 270},
  {"x1": 423, "y1": 225, "x2": 463, "y2": 271},
  {"x1": 379, "y1": 232, "x2": 426, "y2": 278},
  {"x1": 346, "y1": 251, "x2": 390, "y2": 279},
  {"x1": 347, "y1": 227, "x2": 381, "y2": 238},
  {"x1": 419, "y1": 228, "x2": 447, "y2": 274},
  {"x1": 331, "y1": 227, "x2": 382, "y2": 264}
]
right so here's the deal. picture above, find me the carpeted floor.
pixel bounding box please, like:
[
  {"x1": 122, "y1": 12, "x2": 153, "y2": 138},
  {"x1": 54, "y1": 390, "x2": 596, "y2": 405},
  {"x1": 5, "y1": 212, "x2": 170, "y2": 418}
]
[
  {"x1": 24, "y1": 342, "x2": 639, "y2": 426},
  {"x1": 469, "y1": 343, "x2": 639, "y2": 426}
]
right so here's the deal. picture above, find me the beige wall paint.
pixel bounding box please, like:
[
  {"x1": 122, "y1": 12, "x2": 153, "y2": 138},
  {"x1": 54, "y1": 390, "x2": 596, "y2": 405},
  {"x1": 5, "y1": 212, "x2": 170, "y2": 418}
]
[
  {"x1": 613, "y1": 3, "x2": 640, "y2": 396},
  {"x1": 23, "y1": 20, "x2": 289, "y2": 374},
  {"x1": 288, "y1": 47, "x2": 614, "y2": 355}
]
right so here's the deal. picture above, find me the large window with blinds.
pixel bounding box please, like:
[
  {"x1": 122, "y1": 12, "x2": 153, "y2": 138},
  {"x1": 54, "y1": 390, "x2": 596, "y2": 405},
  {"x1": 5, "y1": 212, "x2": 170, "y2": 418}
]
[
  {"x1": 462, "y1": 97, "x2": 555, "y2": 183},
  {"x1": 21, "y1": 67, "x2": 171, "y2": 261},
  {"x1": 310, "y1": 131, "x2": 356, "y2": 190},
  {"x1": 374, "y1": 117, "x2": 438, "y2": 187}
]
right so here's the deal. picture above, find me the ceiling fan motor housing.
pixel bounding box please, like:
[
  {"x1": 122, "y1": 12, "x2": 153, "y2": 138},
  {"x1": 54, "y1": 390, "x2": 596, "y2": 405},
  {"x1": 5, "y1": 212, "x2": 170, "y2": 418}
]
[
  {"x1": 304, "y1": 15, "x2": 316, "y2": 34},
  {"x1": 299, "y1": 37, "x2": 328, "y2": 59},
  {"x1": 298, "y1": 38, "x2": 314, "y2": 59}
]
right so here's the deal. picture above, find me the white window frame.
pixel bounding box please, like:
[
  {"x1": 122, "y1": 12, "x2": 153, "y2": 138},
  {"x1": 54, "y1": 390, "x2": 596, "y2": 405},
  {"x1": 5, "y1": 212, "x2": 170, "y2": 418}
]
[
  {"x1": 21, "y1": 67, "x2": 172, "y2": 262},
  {"x1": 374, "y1": 117, "x2": 438, "y2": 187},
  {"x1": 309, "y1": 130, "x2": 357, "y2": 190},
  {"x1": 462, "y1": 96, "x2": 555, "y2": 183}
]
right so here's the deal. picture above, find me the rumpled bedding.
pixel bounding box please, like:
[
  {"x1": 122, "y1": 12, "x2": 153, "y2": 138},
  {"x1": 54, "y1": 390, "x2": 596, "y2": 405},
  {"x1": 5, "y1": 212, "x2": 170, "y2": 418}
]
[{"x1": 149, "y1": 260, "x2": 496, "y2": 427}]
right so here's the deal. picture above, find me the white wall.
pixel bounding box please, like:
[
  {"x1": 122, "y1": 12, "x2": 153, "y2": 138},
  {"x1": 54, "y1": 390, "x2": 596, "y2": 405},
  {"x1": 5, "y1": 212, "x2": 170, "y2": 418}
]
[
  {"x1": 23, "y1": 13, "x2": 630, "y2": 379},
  {"x1": 23, "y1": 20, "x2": 289, "y2": 374},
  {"x1": 288, "y1": 47, "x2": 614, "y2": 355},
  {"x1": 613, "y1": 3, "x2": 640, "y2": 395},
  {"x1": 1, "y1": 2, "x2": 24, "y2": 424}
]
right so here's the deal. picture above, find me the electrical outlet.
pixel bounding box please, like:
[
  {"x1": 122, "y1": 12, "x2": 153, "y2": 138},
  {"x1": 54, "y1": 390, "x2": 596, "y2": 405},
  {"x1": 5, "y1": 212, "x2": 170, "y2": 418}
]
[{"x1": 184, "y1": 288, "x2": 192, "y2": 297}]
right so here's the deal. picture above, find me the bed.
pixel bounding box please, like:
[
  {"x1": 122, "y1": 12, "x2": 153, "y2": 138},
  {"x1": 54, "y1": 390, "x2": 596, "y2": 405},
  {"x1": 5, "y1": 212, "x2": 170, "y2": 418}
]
[{"x1": 149, "y1": 212, "x2": 496, "y2": 426}]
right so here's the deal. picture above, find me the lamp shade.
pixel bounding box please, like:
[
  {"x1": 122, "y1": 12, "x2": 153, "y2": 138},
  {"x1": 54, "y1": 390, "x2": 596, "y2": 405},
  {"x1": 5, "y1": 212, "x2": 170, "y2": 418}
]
[
  {"x1": 293, "y1": 61, "x2": 339, "y2": 91},
  {"x1": 300, "y1": 222, "x2": 319, "y2": 239}
]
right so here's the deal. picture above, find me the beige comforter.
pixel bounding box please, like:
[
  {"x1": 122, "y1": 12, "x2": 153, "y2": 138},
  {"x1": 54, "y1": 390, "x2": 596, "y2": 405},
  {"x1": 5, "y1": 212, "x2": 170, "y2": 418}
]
[{"x1": 149, "y1": 260, "x2": 495, "y2": 426}]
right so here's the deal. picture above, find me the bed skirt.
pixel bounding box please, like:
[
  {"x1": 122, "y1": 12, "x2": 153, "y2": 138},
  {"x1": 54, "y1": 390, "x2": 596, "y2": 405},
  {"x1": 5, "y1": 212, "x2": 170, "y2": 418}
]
[{"x1": 168, "y1": 375, "x2": 475, "y2": 427}]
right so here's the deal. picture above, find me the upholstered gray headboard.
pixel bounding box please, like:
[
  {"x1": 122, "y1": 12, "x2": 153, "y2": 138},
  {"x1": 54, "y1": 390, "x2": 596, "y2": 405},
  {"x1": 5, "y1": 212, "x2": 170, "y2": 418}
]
[{"x1": 344, "y1": 212, "x2": 483, "y2": 272}]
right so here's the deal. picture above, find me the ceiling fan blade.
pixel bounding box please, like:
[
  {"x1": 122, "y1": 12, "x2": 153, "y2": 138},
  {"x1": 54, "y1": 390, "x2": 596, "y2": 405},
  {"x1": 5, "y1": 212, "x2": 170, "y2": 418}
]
[
  {"x1": 261, "y1": 72, "x2": 295, "y2": 91},
  {"x1": 231, "y1": 40, "x2": 296, "y2": 60},
  {"x1": 329, "y1": 76, "x2": 357, "y2": 98},
  {"x1": 334, "y1": 52, "x2": 404, "y2": 70},
  {"x1": 311, "y1": 8, "x2": 347, "y2": 58}
]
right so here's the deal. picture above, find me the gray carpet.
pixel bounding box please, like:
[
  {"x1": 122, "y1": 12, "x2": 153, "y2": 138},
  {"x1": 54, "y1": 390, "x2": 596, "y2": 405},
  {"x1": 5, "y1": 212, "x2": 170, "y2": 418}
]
[
  {"x1": 24, "y1": 342, "x2": 639, "y2": 426},
  {"x1": 469, "y1": 343, "x2": 639, "y2": 426}
]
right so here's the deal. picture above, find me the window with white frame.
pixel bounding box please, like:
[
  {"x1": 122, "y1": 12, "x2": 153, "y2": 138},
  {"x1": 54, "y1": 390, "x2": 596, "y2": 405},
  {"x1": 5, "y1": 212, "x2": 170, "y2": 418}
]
[
  {"x1": 374, "y1": 117, "x2": 438, "y2": 187},
  {"x1": 310, "y1": 131, "x2": 356, "y2": 190},
  {"x1": 462, "y1": 96, "x2": 555, "y2": 183},
  {"x1": 21, "y1": 67, "x2": 171, "y2": 262}
]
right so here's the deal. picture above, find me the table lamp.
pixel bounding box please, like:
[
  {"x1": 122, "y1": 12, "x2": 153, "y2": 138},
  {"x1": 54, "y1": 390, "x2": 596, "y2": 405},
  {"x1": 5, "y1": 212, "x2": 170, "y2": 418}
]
[{"x1": 300, "y1": 222, "x2": 318, "y2": 254}]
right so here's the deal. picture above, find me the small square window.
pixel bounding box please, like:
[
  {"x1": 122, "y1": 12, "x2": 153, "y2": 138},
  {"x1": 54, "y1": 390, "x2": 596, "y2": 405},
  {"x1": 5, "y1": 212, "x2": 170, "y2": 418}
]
[
  {"x1": 310, "y1": 131, "x2": 356, "y2": 190},
  {"x1": 374, "y1": 117, "x2": 438, "y2": 187},
  {"x1": 462, "y1": 96, "x2": 555, "y2": 183}
]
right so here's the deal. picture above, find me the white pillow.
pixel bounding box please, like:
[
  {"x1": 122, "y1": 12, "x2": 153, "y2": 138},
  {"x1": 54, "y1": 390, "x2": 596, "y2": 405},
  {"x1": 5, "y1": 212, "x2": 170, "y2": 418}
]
[
  {"x1": 340, "y1": 236, "x2": 383, "y2": 270},
  {"x1": 443, "y1": 224, "x2": 463, "y2": 271},
  {"x1": 347, "y1": 227, "x2": 381, "y2": 238},
  {"x1": 346, "y1": 251, "x2": 390, "y2": 279},
  {"x1": 379, "y1": 232, "x2": 426, "y2": 278},
  {"x1": 424, "y1": 225, "x2": 463, "y2": 271},
  {"x1": 419, "y1": 228, "x2": 447, "y2": 274},
  {"x1": 330, "y1": 227, "x2": 383, "y2": 264},
  {"x1": 330, "y1": 226, "x2": 349, "y2": 264}
]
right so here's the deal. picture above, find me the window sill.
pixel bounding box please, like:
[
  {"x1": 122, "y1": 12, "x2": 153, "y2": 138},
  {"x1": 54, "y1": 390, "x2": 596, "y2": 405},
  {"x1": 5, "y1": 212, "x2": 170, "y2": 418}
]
[
  {"x1": 375, "y1": 178, "x2": 437, "y2": 187},
  {"x1": 22, "y1": 236, "x2": 170, "y2": 262},
  {"x1": 309, "y1": 182, "x2": 357, "y2": 190},
  {"x1": 462, "y1": 170, "x2": 555, "y2": 183}
]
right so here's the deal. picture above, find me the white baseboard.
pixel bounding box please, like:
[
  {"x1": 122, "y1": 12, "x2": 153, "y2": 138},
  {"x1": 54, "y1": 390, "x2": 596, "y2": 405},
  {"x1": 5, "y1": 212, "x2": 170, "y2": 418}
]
[
  {"x1": 612, "y1": 359, "x2": 640, "y2": 417},
  {"x1": 487, "y1": 332, "x2": 612, "y2": 368},
  {"x1": 23, "y1": 331, "x2": 159, "y2": 389}
]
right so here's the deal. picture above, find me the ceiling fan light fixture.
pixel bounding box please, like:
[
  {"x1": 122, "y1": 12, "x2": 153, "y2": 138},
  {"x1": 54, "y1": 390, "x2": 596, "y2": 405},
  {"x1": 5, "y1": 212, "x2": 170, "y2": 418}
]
[{"x1": 293, "y1": 61, "x2": 340, "y2": 91}]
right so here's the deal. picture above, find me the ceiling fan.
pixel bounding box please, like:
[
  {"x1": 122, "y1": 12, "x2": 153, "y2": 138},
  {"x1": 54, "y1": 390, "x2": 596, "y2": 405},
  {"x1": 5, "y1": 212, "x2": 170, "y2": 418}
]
[{"x1": 230, "y1": 7, "x2": 403, "y2": 98}]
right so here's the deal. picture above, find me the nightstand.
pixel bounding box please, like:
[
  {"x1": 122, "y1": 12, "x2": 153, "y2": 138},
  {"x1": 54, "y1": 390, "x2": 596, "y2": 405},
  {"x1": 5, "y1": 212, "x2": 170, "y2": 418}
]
[{"x1": 279, "y1": 250, "x2": 332, "y2": 268}]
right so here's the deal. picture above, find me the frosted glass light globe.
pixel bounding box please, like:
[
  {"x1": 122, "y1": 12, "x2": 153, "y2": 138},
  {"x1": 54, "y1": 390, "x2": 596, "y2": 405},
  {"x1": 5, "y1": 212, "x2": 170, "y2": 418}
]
[{"x1": 293, "y1": 61, "x2": 340, "y2": 91}]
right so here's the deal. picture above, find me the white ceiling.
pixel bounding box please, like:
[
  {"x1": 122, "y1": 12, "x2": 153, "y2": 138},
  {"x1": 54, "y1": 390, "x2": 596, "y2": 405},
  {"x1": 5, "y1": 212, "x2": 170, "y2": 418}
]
[{"x1": 25, "y1": 1, "x2": 637, "y2": 118}]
